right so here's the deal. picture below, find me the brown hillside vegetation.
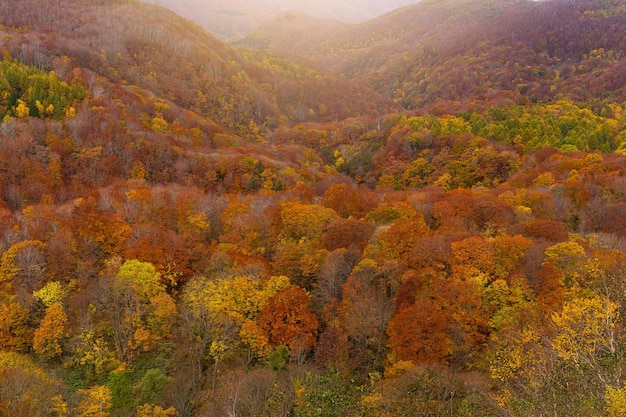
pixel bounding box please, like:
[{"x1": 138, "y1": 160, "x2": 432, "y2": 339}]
[
  {"x1": 241, "y1": 0, "x2": 626, "y2": 109},
  {"x1": 0, "y1": 0, "x2": 398, "y2": 135},
  {"x1": 0, "y1": 0, "x2": 625, "y2": 416}
]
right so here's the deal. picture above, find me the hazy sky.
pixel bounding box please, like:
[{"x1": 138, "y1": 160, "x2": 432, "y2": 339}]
[
  {"x1": 213, "y1": 0, "x2": 420, "y2": 22},
  {"x1": 145, "y1": 0, "x2": 420, "y2": 39},
  {"x1": 146, "y1": 0, "x2": 421, "y2": 22}
]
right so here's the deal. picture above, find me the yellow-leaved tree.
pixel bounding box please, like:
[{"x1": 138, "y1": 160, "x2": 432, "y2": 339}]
[
  {"x1": 180, "y1": 274, "x2": 290, "y2": 381},
  {"x1": 33, "y1": 303, "x2": 69, "y2": 360},
  {"x1": 74, "y1": 385, "x2": 112, "y2": 417},
  {"x1": 101, "y1": 259, "x2": 178, "y2": 361},
  {"x1": 551, "y1": 292, "x2": 619, "y2": 383},
  {"x1": 33, "y1": 281, "x2": 67, "y2": 307},
  {"x1": 135, "y1": 404, "x2": 178, "y2": 417},
  {"x1": 606, "y1": 383, "x2": 626, "y2": 417}
]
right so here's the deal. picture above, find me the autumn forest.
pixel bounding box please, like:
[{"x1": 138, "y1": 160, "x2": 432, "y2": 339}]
[{"x1": 1, "y1": 0, "x2": 626, "y2": 416}]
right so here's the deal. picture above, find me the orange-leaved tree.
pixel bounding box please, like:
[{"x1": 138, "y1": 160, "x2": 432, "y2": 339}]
[
  {"x1": 33, "y1": 303, "x2": 69, "y2": 361},
  {"x1": 259, "y1": 285, "x2": 319, "y2": 363},
  {"x1": 387, "y1": 297, "x2": 452, "y2": 364}
]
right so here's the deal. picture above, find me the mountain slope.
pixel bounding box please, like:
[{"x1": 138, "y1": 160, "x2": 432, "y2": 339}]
[
  {"x1": 233, "y1": 12, "x2": 348, "y2": 52},
  {"x1": 1, "y1": 1, "x2": 626, "y2": 416},
  {"x1": 0, "y1": 0, "x2": 399, "y2": 135},
  {"x1": 240, "y1": 0, "x2": 626, "y2": 109}
]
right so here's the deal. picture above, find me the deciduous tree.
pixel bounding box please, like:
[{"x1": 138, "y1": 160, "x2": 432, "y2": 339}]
[
  {"x1": 387, "y1": 297, "x2": 452, "y2": 364},
  {"x1": 74, "y1": 385, "x2": 112, "y2": 417},
  {"x1": 0, "y1": 351, "x2": 67, "y2": 417},
  {"x1": 33, "y1": 303, "x2": 69, "y2": 360},
  {"x1": 260, "y1": 285, "x2": 319, "y2": 362},
  {"x1": 551, "y1": 292, "x2": 619, "y2": 382}
]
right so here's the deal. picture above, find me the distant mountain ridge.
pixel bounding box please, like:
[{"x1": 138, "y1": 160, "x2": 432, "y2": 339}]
[
  {"x1": 140, "y1": 0, "x2": 419, "y2": 40},
  {"x1": 0, "y1": 0, "x2": 399, "y2": 134},
  {"x1": 239, "y1": 0, "x2": 626, "y2": 109},
  {"x1": 2, "y1": 2, "x2": 626, "y2": 417}
]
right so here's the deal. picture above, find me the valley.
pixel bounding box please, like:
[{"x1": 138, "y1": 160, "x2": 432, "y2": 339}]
[{"x1": 0, "y1": 0, "x2": 625, "y2": 416}]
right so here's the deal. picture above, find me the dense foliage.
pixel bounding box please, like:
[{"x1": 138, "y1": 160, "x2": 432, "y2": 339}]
[
  {"x1": 0, "y1": 0, "x2": 398, "y2": 135},
  {"x1": 1, "y1": 0, "x2": 626, "y2": 416},
  {"x1": 241, "y1": 0, "x2": 626, "y2": 109},
  {"x1": 0, "y1": 57, "x2": 85, "y2": 120}
]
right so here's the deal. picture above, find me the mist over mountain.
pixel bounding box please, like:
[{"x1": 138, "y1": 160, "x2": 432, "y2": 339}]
[
  {"x1": 2, "y1": 1, "x2": 626, "y2": 416},
  {"x1": 141, "y1": 0, "x2": 419, "y2": 40},
  {"x1": 241, "y1": 0, "x2": 626, "y2": 108}
]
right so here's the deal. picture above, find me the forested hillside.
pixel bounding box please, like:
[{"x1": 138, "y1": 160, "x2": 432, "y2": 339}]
[
  {"x1": 241, "y1": 0, "x2": 626, "y2": 109},
  {"x1": 0, "y1": 0, "x2": 397, "y2": 136},
  {"x1": 1, "y1": 0, "x2": 626, "y2": 416}
]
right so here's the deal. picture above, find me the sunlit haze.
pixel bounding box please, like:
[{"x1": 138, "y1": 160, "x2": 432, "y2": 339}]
[
  {"x1": 205, "y1": 0, "x2": 421, "y2": 22},
  {"x1": 144, "y1": 0, "x2": 420, "y2": 39},
  {"x1": 4, "y1": 1, "x2": 626, "y2": 415}
]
